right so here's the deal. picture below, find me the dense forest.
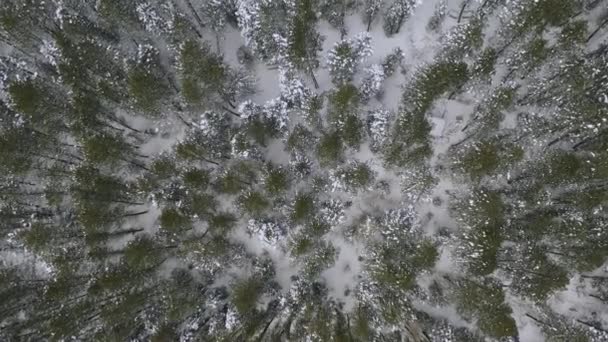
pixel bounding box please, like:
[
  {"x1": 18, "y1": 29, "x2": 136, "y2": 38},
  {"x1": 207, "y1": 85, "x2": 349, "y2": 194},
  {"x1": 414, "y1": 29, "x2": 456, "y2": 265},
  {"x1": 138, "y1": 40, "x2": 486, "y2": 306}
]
[{"x1": 1, "y1": 0, "x2": 608, "y2": 341}]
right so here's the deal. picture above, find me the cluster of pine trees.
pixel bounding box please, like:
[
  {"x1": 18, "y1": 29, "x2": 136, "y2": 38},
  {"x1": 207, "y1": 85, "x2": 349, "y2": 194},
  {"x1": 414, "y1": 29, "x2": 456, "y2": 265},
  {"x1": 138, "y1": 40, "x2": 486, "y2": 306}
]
[{"x1": 0, "y1": 0, "x2": 607, "y2": 341}]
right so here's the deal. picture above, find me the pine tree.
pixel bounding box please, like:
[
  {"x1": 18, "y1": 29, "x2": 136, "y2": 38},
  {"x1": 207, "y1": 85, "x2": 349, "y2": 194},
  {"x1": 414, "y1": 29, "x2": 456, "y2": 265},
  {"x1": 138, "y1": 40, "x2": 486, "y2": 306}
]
[
  {"x1": 363, "y1": 0, "x2": 384, "y2": 31},
  {"x1": 327, "y1": 32, "x2": 373, "y2": 85},
  {"x1": 383, "y1": 0, "x2": 416, "y2": 36}
]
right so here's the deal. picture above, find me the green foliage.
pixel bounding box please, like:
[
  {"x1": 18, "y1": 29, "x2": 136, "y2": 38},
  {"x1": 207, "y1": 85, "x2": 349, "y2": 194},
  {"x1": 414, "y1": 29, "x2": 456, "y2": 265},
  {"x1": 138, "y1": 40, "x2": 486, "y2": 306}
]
[
  {"x1": 317, "y1": 131, "x2": 344, "y2": 166},
  {"x1": 453, "y1": 190, "x2": 505, "y2": 275},
  {"x1": 2, "y1": 2, "x2": 606, "y2": 341},
  {"x1": 326, "y1": 85, "x2": 364, "y2": 148},
  {"x1": 523, "y1": 38, "x2": 549, "y2": 70},
  {"x1": 329, "y1": 83, "x2": 360, "y2": 116},
  {"x1": 372, "y1": 257, "x2": 416, "y2": 291},
  {"x1": 73, "y1": 166, "x2": 136, "y2": 207},
  {"x1": 89, "y1": 267, "x2": 133, "y2": 295},
  {"x1": 560, "y1": 20, "x2": 588, "y2": 46},
  {"x1": 68, "y1": 92, "x2": 103, "y2": 139},
  {"x1": 542, "y1": 152, "x2": 581, "y2": 185},
  {"x1": 0, "y1": 7, "x2": 18, "y2": 31},
  {"x1": 559, "y1": 188, "x2": 608, "y2": 211},
  {"x1": 127, "y1": 67, "x2": 167, "y2": 114},
  {"x1": 292, "y1": 193, "x2": 315, "y2": 223},
  {"x1": 209, "y1": 212, "x2": 236, "y2": 235},
  {"x1": 176, "y1": 141, "x2": 205, "y2": 161},
  {"x1": 287, "y1": 124, "x2": 315, "y2": 153},
  {"x1": 152, "y1": 157, "x2": 178, "y2": 179},
  {"x1": 381, "y1": 48, "x2": 404, "y2": 76},
  {"x1": 232, "y1": 278, "x2": 262, "y2": 316},
  {"x1": 308, "y1": 218, "x2": 331, "y2": 237},
  {"x1": 77, "y1": 202, "x2": 118, "y2": 232},
  {"x1": 328, "y1": 42, "x2": 355, "y2": 84},
  {"x1": 82, "y1": 132, "x2": 133, "y2": 167},
  {"x1": 98, "y1": 0, "x2": 139, "y2": 26},
  {"x1": 265, "y1": 165, "x2": 290, "y2": 195},
  {"x1": 217, "y1": 170, "x2": 246, "y2": 194},
  {"x1": 163, "y1": 270, "x2": 199, "y2": 321},
  {"x1": 238, "y1": 191, "x2": 270, "y2": 217},
  {"x1": 99, "y1": 291, "x2": 148, "y2": 337},
  {"x1": 455, "y1": 279, "x2": 518, "y2": 339},
  {"x1": 445, "y1": 17, "x2": 484, "y2": 58},
  {"x1": 457, "y1": 139, "x2": 525, "y2": 180},
  {"x1": 181, "y1": 76, "x2": 203, "y2": 105},
  {"x1": 410, "y1": 240, "x2": 439, "y2": 270},
  {"x1": 179, "y1": 40, "x2": 227, "y2": 106},
  {"x1": 55, "y1": 34, "x2": 123, "y2": 91},
  {"x1": 245, "y1": 117, "x2": 280, "y2": 146},
  {"x1": 182, "y1": 168, "x2": 211, "y2": 189},
  {"x1": 124, "y1": 238, "x2": 163, "y2": 271},
  {"x1": 0, "y1": 128, "x2": 35, "y2": 174},
  {"x1": 151, "y1": 324, "x2": 178, "y2": 342},
  {"x1": 405, "y1": 61, "x2": 469, "y2": 114},
  {"x1": 288, "y1": 0, "x2": 321, "y2": 71},
  {"x1": 385, "y1": 115, "x2": 432, "y2": 166},
  {"x1": 184, "y1": 193, "x2": 217, "y2": 219},
  {"x1": 305, "y1": 94, "x2": 325, "y2": 127},
  {"x1": 336, "y1": 162, "x2": 375, "y2": 189},
  {"x1": 512, "y1": 245, "x2": 569, "y2": 301},
  {"x1": 341, "y1": 114, "x2": 364, "y2": 148},
  {"x1": 458, "y1": 141, "x2": 500, "y2": 179},
  {"x1": 538, "y1": 312, "x2": 594, "y2": 342},
  {"x1": 291, "y1": 235, "x2": 314, "y2": 256},
  {"x1": 387, "y1": 61, "x2": 468, "y2": 165},
  {"x1": 474, "y1": 48, "x2": 498, "y2": 76},
  {"x1": 160, "y1": 207, "x2": 191, "y2": 232},
  {"x1": 303, "y1": 240, "x2": 337, "y2": 278},
  {"x1": 469, "y1": 87, "x2": 515, "y2": 134},
  {"x1": 21, "y1": 223, "x2": 51, "y2": 253},
  {"x1": 526, "y1": 0, "x2": 579, "y2": 28},
  {"x1": 8, "y1": 80, "x2": 39, "y2": 117},
  {"x1": 371, "y1": 238, "x2": 438, "y2": 291},
  {"x1": 383, "y1": 0, "x2": 413, "y2": 36},
  {"x1": 352, "y1": 307, "x2": 372, "y2": 340}
]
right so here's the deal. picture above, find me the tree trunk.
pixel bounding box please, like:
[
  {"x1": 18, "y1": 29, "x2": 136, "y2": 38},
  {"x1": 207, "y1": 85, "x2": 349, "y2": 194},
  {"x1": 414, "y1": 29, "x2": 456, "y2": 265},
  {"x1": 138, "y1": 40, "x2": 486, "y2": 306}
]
[
  {"x1": 122, "y1": 157, "x2": 150, "y2": 172},
  {"x1": 222, "y1": 105, "x2": 241, "y2": 117},
  {"x1": 103, "y1": 227, "x2": 145, "y2": 237},
  {"x1": 525, "y1": 313, "x2": 549, "y2": 327},
  {"x1": 580, "y1": 274, "x2": 608, "y2": 280},
  {"x1": 457, "y1": 1, "x2": 469, "y2": 23},
  {"x1": 184, "y1": 0, "x2": 206, "y2": 32},
  {"x1": 586, "y1": 16, "x2": 608, "y2": 43},
  {"x1": 121, "y1": 210, "x2": 149, "y2": 218},
  {"x1": 30, "y1": 152, "x2": 79, "y2": 166},
  {"x1": 589, "y1": 294, "x2": 607, "y2": 303},
  {"x1": 309, "y1": 68, "x2": 320, "y2": 89},
  {"x1": 576, "y1": 319, "x2": 608, "y2": 333}
]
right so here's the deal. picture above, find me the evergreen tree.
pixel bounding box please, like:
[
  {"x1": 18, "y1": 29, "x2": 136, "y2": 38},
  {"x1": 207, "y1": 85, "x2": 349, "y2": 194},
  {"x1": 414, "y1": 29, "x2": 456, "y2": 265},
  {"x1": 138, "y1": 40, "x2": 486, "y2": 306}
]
[
  {"x1": 1, "y1": 1, "x2": 607, "y2": 340},
  {"x1": 383, "y1": 0, "x2": 416, "y2": 36},
  {"x1": 327, "y1": 32, "x2": 373, "y2": 85}
]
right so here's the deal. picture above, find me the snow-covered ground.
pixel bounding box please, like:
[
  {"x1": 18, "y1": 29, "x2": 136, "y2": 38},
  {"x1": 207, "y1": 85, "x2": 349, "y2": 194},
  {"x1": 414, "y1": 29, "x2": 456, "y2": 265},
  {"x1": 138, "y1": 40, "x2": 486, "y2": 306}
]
[{"x1": 4, "y1": 0, "x2": 606, "y2": 339}]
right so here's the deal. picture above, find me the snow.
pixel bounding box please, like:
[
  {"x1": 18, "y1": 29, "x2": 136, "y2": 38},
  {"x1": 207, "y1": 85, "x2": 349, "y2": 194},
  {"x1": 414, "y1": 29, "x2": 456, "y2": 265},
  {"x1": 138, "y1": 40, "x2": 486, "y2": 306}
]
[
  {"x1": 264, "y1": 138, "x2": 291, "y2": 165},
  {"x1": 227, "y1": 0, "x2": 480, "y2": 290},
  {"x1": 231, "y1": 219, "x2": 299, "y2": 290},
  {"x1": 549, "y1": 273, "x2": 608, "y2": 332},
  {"x1": 507, "y1": 294, "x2": 547, "y2": 342},
  {"x1": 320, "y1": 237, "x2": 364, "y2": 311},
  {"x1": 413, "y1": 301, "x2": 473, "y2": 330},
  {"x1": 3, "y1": 0, "x2": 601, "y2": 340},
  {"x1": 1, "y1": 250, "x2": 53, "y2": 278},
  {"x1": 99, "y1": 205, "x2": 162, "y2": 265},
  {"x1": 429, "y1": 117, "x2": 446, "y2": 137}
]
